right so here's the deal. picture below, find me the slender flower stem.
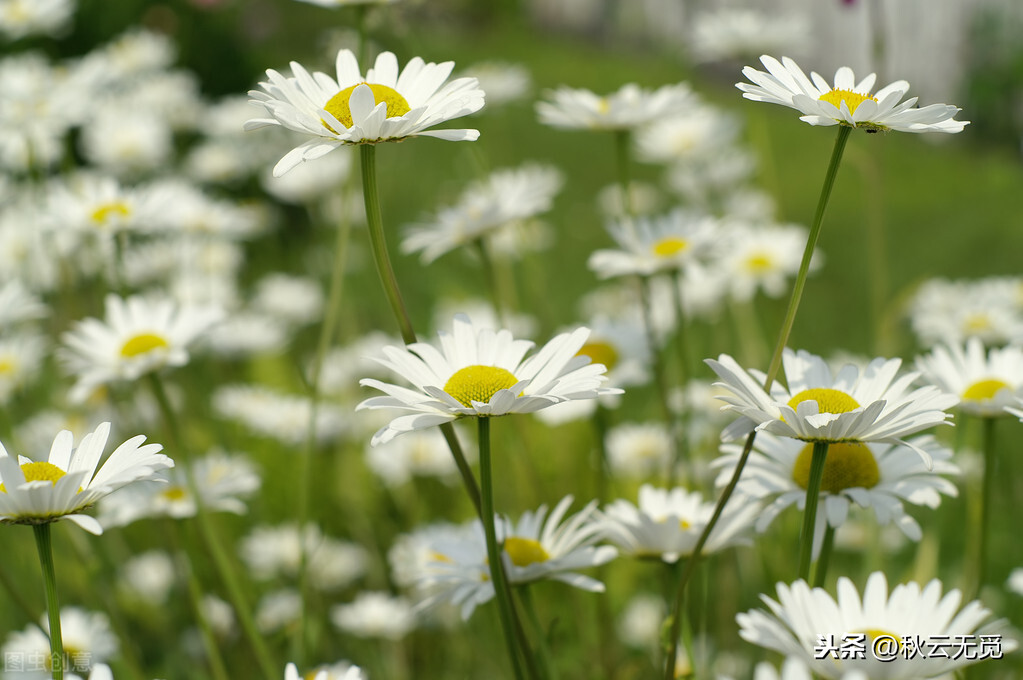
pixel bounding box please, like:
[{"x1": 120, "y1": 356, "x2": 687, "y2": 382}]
[
  {"x1": 359, "y1": 143, "x2": 483, "y2": 517},
  {"x1": 668, "y1": 271, "x2": 693, "y2": 486},
  {"x1": 475, "y1": 236, "x2": 506, "y2": 326},
  {"x1": 293, "y1": 180, "x2": 354, "y2": 666},
  {"x1": 976, "y1": 416, "x2": 997, "y2": 595},
  {"x1": 814, "y1": 524, "x2": 836, "y2": 588},
  {"x1": 613, "y1": 130, "x2": 634, "y2": 221},
  {"x1": 637, "y1": 276, "x2": 681, "y2": 483},
  {"x1": 477, "y1": 417, "x2": 525, "y2": 680},
  {"x1": 148, "y1": 374, "x2": 278, "y2": 680},
  {"x1": 798, "y1": 442, "x2": 830, "y2": 581},
  {"x1": 661, "y1": 125, "x2": 852, "y2": 680},
  {"x1": 33, "y1": 523, "x2": 64, "y2": 680},
  {"x1": 519, "y1": 586, "x2": 558, "y2": 680}
]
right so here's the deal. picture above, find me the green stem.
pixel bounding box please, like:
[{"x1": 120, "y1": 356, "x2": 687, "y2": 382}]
[
  {"x1": 814, "y1": 523, "x2": 836, "y2": 588},
  {"x1": 661, "y1": 125, "x2": 851, "y2": 680},
  {"x1": 763, "y1": 125, "x2": 851, "y2": 385},
  {"x1": 293, "y1": 181, "x2": 353, "y2": 666},
  {"x1": 33, "y1": 523, "x2": 64, "y2": 680},
  {"x1": 358, "y1": 143, "x2": 484, "y2": 518},
  {"x1": 148, "y1": 374, "x2": 278, "y2": 680},
  {"x1": 637, "y1": 276, "x2": 681, "y2": 484},
  {"x1": 613, "y1": 130, "x2": 634, "y2": 220},
  {"x1": 668, "y1": 271, "x2": 692, "y2": 486},
  {"x1": 976, "y1": 416, "x2": 996, "y2": 595},
  {"x1": 475, "y1": 237, "x2": 506, "y2": 326},
  {"x1": 477, "y1": 417, "x2": 526, "y2": 680},
  {"x1": 519, "y1": 586, "x2": 558, "y2": 680},
  {"x1": 798, "y1": 442, "x2": 830, "y2": 582}
]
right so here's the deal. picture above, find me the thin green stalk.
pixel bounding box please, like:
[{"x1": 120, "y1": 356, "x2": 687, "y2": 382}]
[
  {"x1": 814, "y1": 524, "x2": 836, "y2": 588},
  {"x1": 293, "y1": 178, "x2": 354, "y2": 666},
  {"x1": 798, "y1": 442, "x2": 830, "y2": 581},
  {"x1": 976, "y1": 416, "x2": 997, "y2": 595},
  {"x1": 661, "y1": 125, "x2": 852, "y2": 680},
  {"x1": 358, "y1": 143, "x2": 483, "y2": 517},
  {"x1": 613, "y1": 130, "x2": 634, "y2": 220},
  {"x1": 668, "y1": 271, "x2": 692, "y2": 486},
  {"x1": 148, "y1": 374, "x2": 278, "y2": 680},
  {"x1": 477, "y1": 417, "x2": 525, "y2": 680},
  {"x1": 637, "y1": 276, "x2": 681, "y2": 484},
  {"x1": 519, "y1": 586, "x2": 558, "y2": 680},
  {"x1": 166, "y1": 520, "x2": 231, "y2": 680},
  {"x1": 475, "y1": 237, "x2": 506, "y2": 326},
  {"x1": 33, "y1": 523, "x2": 64, "y2": 680}
]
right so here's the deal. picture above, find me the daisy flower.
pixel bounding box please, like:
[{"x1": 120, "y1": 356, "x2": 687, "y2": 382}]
[
  {"x1": 738, "y1": 571, "x2": 1015, "y2": 678},
  {"x1": 604, "y1": 422, "x2": 673, "y2": 479},
  {"x1": 239, "y1": 523, "x2": 368, "y2": 591},
  {"x1": 706, "y1": 349, "x2": 958, "y2": 465},
  {"x1": 246, "y1": 49, "x2": 485, "y2": 176},
  {"x1": 714, "y1": 221, "x2": 817, "y2": 302},
  {"x1": 60, "y1": 294, "x2": 223, "y2": 403},
  {"x1": 401, "y1": 162, "x2": 563, "y2": 263},
  {"x1": 2, "y1": 607, "x2": 118, "y2": 679},
  {"x1": 0, "y1": 422, "x2": 171, "y2": 535},
  {"x1": 713, "y1": 433, "x2": 959, "y2": 555},
  {"x1": 458, "y1": 61, "x2": 532, "y2": 107},
  {"x1": 0, "y1": 0, "x2": 75, "y2": 41},
  {"x1": 357, "y1": 314, "x2": 621, "y2": 445},
  {"x1": 908, "y1": 277, "x2": 1023, "y2": 347},
  {"x1": 330, "y1": 591, "x2": 417, "y2": 640},
  {"x1": 285, "y1": 662, "x2": 366, "y2": 680},
  {"x1": 916, "y1": 337, "x2": 1023, "y2": 417},
  {"x1": 737, "y1": 55, "x2": 968, "y2": 133},
  {"x1": 689, "y1": 9, "x2": 810, "y2": 63},
  {"x1": 536, "y1": 82, "x2": 695, "y2": 131},
  {"x1": 634, "y1": 104, "x2": 743, "y2": 165},
  {"x1": 597, "y1": 485, "x2": 758, "y2": 562},
  {"x1": 587, "y1": 208, "x2": 719, "y2": 279}
]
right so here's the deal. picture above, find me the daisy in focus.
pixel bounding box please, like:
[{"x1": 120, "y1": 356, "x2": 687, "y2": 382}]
[
  {"x1": 706, "y1": 349, "x2": 958, "y2": 465},
  {"x1": 737, "y1": 55, "x2": 968, "y2": 133},
  {"x1": 597, "y1": 485, "x2": 758, "y2": 562},
  {"x1": 915, "y1": 337, "x2": 1023, "y2": 417},
  {"x1": 713, "y1": 433, "x2": 959, "y2": 555},
  {"x1": 60, "y1": 293, "x2": 223, "y2": 403},
  {"x1": 738, "y1": 571, "x2": 1015, "y2": 679},
  {"x1": 401, "y1": 162, "x2": 563, "y2": 263},
  {"x1": 0, "y1": 422, "x2": 172, "y2": 534},
  {"x1": 357, "y1": 314, "x2": 621, "y2": 444},
  {"x1": 536, "y1": 82, "x2": 695, "y2": 131},
  {"x1": 246, "y1": 49, "x2": 485, "y2": 175}
]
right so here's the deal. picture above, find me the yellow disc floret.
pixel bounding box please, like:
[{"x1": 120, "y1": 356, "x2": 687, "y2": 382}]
[
  {"x1": 443, "y1": 365, "x2": 519, "y2": 408},
  {"x1": 792, "y1": 442, "x2": 880, "y2": 492},
  {"x1": 324, "y1": 82, "x2": 411, "y2": 131},
  {"x1": 120, "y1": 332, "x2": 170, "y2": 358},
  {"x1": 962, "y1": 378, "x2": 1011, "y2": 402},
  {"x1": 504, "y1": 537, "x2": 551, "y2": 567},
  {"x1": 787, "y1": 388, "x2": 860, "y2": 416},
  {"x1": 90, "y1": 201, "x2": 131, "y2": 226},
  {"x1": 1, "y1": 461, "x2": 73, "y2": 493},
  {"x1": 652, "y1": 236, "x2": 689, "y2": 258},
  {"x1": 818, "y1": 89, "x2": 877, "y2": 115},
  {"x1": 744, "y1": 253, "x2": 774, "y2": 273},
  {"x1": 577, "y1": 340, "x2": 619, "y2": 371}
]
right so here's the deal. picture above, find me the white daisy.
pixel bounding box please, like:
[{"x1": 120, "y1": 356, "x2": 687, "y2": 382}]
[
  {"x1": 365, "y1": 427, "x2": 460, "y2": 487},
  {"x1": 60, "y1": 293, "x2": 223, "y2": 403},
  {"x1": 714, "y1": 221, "x2": 818, "y2": 302},
  {"x1": 737, "y1": 55, "x2": 968, "y2": 133},
  {"x1": 635, "y1": 104, "x2": 743, "y2": 166},
  {"x1": 536, "y1": 82, "x2": 695, "y2": 131},
  {"x1": 330, "y1": 591, "x2": 417, "y2": 640},
  {"x1": 239, "y1": 523, "x2": 368, "y2": 592},
  {"x1": 604, "y1": 422, "x2": 672, "y2": 479},
  {"x1": 713, "y1": 432, "x2": 959, "y2": 555},
  {"x1": 285, "y1": 662, "x2": 366, "y2": 680},
  {"x1": 357, "y1": 314, "x2": 621, "y2": 445},
  {"x1": 0, "y1": 279, "x2": 47, "y2": 326},
  {"x1": 45, "y1": 173, "x2": 153, "y2": 237},
  {"x1": 458, "y1": 61, "x2": 532, "y2": 107},
  {"x1": 908, "y1": 277, "x2": 1023, "y2": 347},
  {"x1": 0, "y1": 422, "x2": 172, "y2": 535},
  {"x1": 401, "y1": 163, "x2": 563, "y2": 263},
  {"x1": 0, "y1": 0, "x2": 75, "y2": 40},
  {"x1": 211, "y1": 384, "x2": 349, "y2": 446},
  {"x1": 2, "y1": 607, "x2": 118, "y2": 679},
  {"x1": 597, "y1": 484, "x2": 758, "y2": 562},
  {"x1": 751, "y1": 657, "x2": 866, "y2": 680},
  {"x1": 119, "y1": 550, "x2": 177, "y2": 606},
  {"x1": 738, "y1": 571, "x2": 1016, "y2": 679},
  {"x1": 0, "y1": 333, "x2": 46, "y2": 404},
  {"x1": 588, "y1": 208, "x2": 718, "y2": 279},
  {"x1": 916, "y1": 337, "x2": 1023, "y2": 417},
  {"x1": 256, "y1": 589, "x2": 301, "y2": 635},
  {"x1": 251, "y1": 273, "x2": 325, "y2": 327},
  {"x1": 246, "y1": 49, "x2": 485, "y2": 176},
  {"x1": 706, "y1": 349, "x2": 959, "y2": 465},
  {"x1": 689, "y1": 9, "x2": 810, "y2": 64}
]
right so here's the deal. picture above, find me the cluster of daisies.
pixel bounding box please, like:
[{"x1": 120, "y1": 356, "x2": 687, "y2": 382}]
[{"x1": 0, "y1": 0, "x2": 1020, "y2": 678}]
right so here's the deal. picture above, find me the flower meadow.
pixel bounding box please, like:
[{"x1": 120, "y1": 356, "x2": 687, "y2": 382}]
[{"x1": 3, "y1": 1, "x2": 1023, "y2": 679}]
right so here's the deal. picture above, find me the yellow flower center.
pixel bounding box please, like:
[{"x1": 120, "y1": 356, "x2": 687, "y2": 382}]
[
  {"x1": 504, "y1": 537, "x2": 550, "y2": 567},
  {"x1": 323, "y1": 82, "x2": 411, "y2": 131},
  {"x1": 962, "y1": 378, "x2": 1011, "y2": 402},
  {"x1": 818, "y1": 89, "x2": 878, "y2": 115},
  {"x1": 963, "y1": 313, "x2": 992, "y2": 334},
  {"x1": 792, "y1": 442, "x2": 880, "y2": 492},
  {"x1": 90, "y1": 201, "x2": 131, "y2": 225},
  {"x1": 856, "y1": 628, "x2": 902, "y2": 652},
  {"x1": 787, "y1": 388, "x2": 861, "y2": 416},
  {"x1": 744, "y1": 253, "x2": 774, "y2": 273},
  {"x1": 1, "y1": 461, "x2": 81, "y2": 493},
  {"x1": 652, "y1": 236, "x2": 689, "y2": 258},
  {"x1": 443, "y1": 365, "x2": 519, "y2": 408},
  {"x1": 160, "y1": 486, "x2": 188, "y2": 501},
  {"x1": 0, "y1": 357, "x2": 15, "y2": 375},
  {"x1": 577, "y1": 340, "x2": 619, "y2": 371},
  {"x1": 120, "y1": 332, "x2": 170, "y2": 358}
]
